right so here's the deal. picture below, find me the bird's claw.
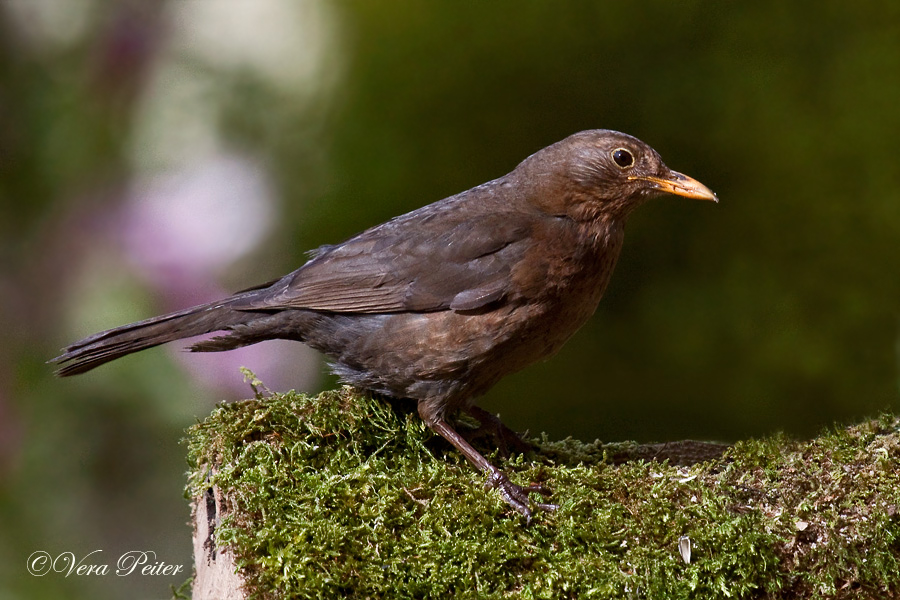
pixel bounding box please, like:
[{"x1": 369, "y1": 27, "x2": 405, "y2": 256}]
[{"x1": 487, "y1": 470, "x2": 558, "y2": 523}]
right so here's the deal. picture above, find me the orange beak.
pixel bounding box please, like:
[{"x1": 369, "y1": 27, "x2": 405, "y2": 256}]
[{"x1": 629, "y1": 171, "x2": 718, "y2": 203}]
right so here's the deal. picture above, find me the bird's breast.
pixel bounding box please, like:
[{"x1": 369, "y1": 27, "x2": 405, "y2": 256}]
[
  {"x1": 484, "y1": 219, "x2": 626, "y2": 367},
  {"x1": 512, "y1": 217, "x2": 624, "y2": 317}
]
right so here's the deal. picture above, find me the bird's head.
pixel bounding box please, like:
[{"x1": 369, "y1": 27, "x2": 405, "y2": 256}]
[{"x1": 516, "y1": 129, "x2": 717, "y2": 222}]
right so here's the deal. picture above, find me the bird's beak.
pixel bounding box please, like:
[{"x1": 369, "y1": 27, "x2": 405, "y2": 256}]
[{"x1": 629, "y1": 171, "x2": 718, "y2": 203}]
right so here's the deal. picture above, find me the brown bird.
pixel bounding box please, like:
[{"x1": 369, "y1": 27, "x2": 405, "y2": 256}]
[{"x1": 52, "y1": 130, "x2": 716, "y2": 520}]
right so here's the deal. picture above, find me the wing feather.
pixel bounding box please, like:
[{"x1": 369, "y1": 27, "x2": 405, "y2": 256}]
[{"x1": 232, "y1": 198, "x2": 537, "y2": 314}]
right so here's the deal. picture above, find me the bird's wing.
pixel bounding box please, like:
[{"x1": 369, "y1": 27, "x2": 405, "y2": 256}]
[{"x1": 232, "y1": 207, "x2": 536, "y2": 314}]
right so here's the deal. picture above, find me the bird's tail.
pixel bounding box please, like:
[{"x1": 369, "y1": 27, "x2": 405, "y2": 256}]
[{"x1": 51, "y1": 300, "x2": 255, "y2": 377}]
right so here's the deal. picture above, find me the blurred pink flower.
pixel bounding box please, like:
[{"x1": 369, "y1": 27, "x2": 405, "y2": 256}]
[{"x1": 115, "y1": 153, "x2": 321, "y2": 396}]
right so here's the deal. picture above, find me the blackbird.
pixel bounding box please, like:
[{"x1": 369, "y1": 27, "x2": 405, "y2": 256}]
[{"x1": 52, "y1": 129, "x2": 716, "y2": 520}]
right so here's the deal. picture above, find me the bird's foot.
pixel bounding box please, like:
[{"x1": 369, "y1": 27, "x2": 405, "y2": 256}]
[
  {"x1": 464, "y1": 406, "x2": 534, "y2": 458},
  {"x1": 486, "y1": 468, "x2": 558, "y2": 523},
  {"x1": 426, "y1": 417, "x2": 556, "y2": 523}
]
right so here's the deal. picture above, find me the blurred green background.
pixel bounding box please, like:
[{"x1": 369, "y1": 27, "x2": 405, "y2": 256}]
[{"x1": 1, "y1": 1, "x2": 898, "y2": 598}]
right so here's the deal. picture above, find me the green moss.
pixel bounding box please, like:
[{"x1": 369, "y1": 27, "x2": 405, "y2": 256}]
[{"x1": 185, "y1": 388, "x2": 900, "y2": 599}]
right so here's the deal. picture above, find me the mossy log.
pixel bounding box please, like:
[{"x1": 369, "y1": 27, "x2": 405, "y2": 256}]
[{"x1": 184, "y1": 387, "x2": 900, "y2": 600}]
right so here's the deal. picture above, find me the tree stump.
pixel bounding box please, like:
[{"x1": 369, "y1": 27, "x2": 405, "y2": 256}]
[{"x1": 185, "y1": 388, "x2": 900, "y2": 599}]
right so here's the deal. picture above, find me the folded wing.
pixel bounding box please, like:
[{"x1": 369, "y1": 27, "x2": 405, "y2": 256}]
[{"x1": 233, "y1": 207, "x2": 536, "y2": 315}]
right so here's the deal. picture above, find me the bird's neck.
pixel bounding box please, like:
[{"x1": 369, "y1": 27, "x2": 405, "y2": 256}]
[
  {"x1": 566, "y1": 189, "x2": 649, "y2": 225},
  {"x1": 577, "y1": 212, "x2": 627, "y2": 256},
  {"x1": 573, "y1": 215, "x2": 628, "y2": 297}
]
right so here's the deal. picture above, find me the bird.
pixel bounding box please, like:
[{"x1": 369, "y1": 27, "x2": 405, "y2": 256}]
[{"x1": 52, "y1": 129, "x2": 717, "y2": 521}]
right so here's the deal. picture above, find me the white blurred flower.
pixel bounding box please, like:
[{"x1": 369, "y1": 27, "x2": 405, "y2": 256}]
[{"x1": 122, "y1": 154, "x2": 275, "y2": 282}]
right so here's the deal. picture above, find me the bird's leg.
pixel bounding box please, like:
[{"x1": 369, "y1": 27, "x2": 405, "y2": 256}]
[
  {"x1": 463, "y1": 405, "x2": 534, "y2": 458},
  {"x1": 428, "y1": 418, "x2": 557, "y2": 523}
]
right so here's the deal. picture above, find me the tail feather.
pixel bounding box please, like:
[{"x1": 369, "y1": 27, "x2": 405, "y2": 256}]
[{"x1": 51, "y1": 300, "x2": 253, "y2": 376}]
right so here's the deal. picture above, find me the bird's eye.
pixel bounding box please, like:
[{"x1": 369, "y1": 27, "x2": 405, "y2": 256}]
[{"x1": 611, "y1": 148, "x2": 634, "y2": 169}]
